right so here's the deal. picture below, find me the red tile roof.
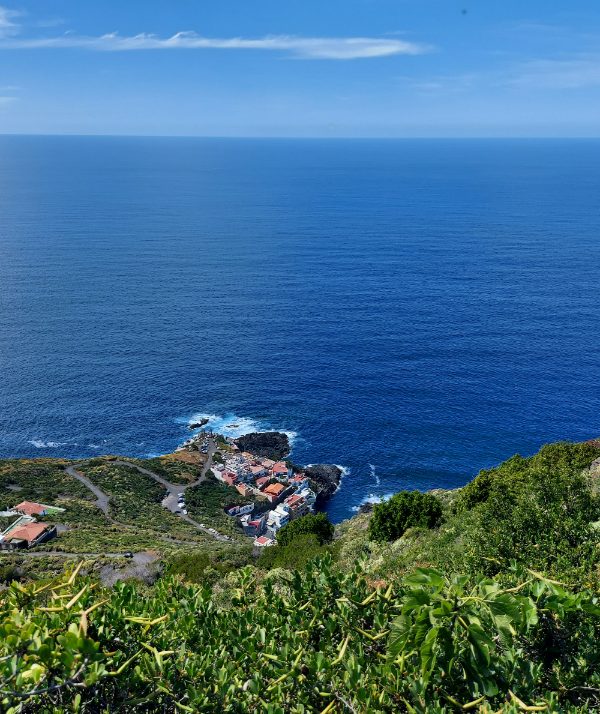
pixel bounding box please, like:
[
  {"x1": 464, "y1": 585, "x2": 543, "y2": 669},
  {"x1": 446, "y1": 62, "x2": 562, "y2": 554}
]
[
  {"x1": 6, "y1": 522, "x2": 50, "y2": 543},
  {"x1": 14, "y1": 501, "x2": 47, "y2": 516},
  {"x1": 263, "y1": 483, "x2": 285, "y2": 497}
]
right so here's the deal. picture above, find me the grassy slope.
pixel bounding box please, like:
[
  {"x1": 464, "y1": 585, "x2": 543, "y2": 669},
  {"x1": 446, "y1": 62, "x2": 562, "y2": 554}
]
[
  {"x1": 334, "y1": 440, "x2": 600, "y2": 588},
  {"x1": 0, "y1": 455, "x2": 247, "y2": 580}
]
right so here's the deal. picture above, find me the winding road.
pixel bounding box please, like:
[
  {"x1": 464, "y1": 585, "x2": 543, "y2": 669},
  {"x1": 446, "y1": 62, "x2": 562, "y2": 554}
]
[
  {"x1": 65, "y1": 465, "x2": 110, "y2": 515},
  {"x1": 63, "y1": 439, "x2": 230, "y2": 542}
]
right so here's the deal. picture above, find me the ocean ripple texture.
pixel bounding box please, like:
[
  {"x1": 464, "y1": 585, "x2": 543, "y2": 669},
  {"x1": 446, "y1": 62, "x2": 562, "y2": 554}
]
[{"x1": 1, "y1": 137, "x2": 599, "y2": 520}]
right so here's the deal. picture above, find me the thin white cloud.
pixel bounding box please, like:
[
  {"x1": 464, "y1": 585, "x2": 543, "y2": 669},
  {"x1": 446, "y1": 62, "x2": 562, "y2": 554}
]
[
  {"x1": 0, "y1": 29, "x2": 431, "y2": 60},
  {"x1": 508, "y1": 55, "x2": 600, "y2": 89},
  {"x1": 0, "y1": 4, "x2": 20, "y2": 38}
]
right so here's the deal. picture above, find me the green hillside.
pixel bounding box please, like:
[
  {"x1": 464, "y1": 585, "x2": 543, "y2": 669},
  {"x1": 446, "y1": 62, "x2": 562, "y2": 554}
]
[{"x1": 2, "y1": 440, "x2": 600, "y2": 712}]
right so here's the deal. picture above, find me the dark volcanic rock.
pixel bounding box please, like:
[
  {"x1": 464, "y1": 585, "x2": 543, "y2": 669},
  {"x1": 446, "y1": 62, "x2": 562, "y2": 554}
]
[
  {"x1": 304, "y1": 464, "x2": 343, "y2": 503},
  {"x1": 357, "y1": 502, "x2": 375, "y2": 515},
  {"x1": 234, "y1": 432, "x2": 290, "y2": 460},
  {"x1": 189, "y1": 418, "x2": 209, "y2": 430}
]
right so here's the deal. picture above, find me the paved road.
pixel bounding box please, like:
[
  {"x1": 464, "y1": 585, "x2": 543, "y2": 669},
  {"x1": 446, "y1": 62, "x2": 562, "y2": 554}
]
[
  {"x1": 112, "y1": 441, "x2": 231, "y2": 542},
  {"x1": 65, "y1": 465, "x2": 110, "y2": 515},
  {"x1": 61, "y1": 441, "x2": 230, "y2": 543}
]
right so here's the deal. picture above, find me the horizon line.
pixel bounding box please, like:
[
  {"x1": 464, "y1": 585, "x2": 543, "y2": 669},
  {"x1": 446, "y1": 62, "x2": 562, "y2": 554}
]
[{"x1": 1, "y1": 132, "x2": 600, "y2": 140}]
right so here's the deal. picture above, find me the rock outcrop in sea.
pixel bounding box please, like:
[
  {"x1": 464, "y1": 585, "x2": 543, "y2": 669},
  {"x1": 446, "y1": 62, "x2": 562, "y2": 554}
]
[
  {"x1": 234, "y1": 432, "x2": 291, "y2": 460},
  {"x1": 231, "y1": 432, "x2": 343, "y2": 504},
  {"x1": 304, "y1": 464, "x2": 343, "y2": 504}
]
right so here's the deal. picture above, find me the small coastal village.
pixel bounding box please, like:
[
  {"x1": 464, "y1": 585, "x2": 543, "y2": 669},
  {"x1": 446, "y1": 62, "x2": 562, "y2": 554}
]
[
  {"x1": 178, "y1": 429, "x2": 321, "y2": 548},
  {"x1": 0, "y1": 427, "x2": 337, "y2": 553}
]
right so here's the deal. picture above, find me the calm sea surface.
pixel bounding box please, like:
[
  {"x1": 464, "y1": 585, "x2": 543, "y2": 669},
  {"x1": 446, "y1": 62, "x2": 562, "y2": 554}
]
[{"x1": 1, "y1": 136, "x2": 599, "y2": 520}]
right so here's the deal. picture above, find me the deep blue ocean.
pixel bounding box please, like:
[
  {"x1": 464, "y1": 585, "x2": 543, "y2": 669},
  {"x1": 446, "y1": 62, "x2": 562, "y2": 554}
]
[{"x1": 1, "y1": 136, "x2": 599, "y2": 521}]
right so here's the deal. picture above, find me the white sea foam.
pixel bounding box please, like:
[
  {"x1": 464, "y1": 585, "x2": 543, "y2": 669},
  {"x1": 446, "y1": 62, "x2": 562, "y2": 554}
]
[
  {"x1": 181, "y1": 411, "x2": 297, "y2": 443},
  {"x1": 333, "y1": 465, "x2": 350, "y2": 493},
  {"x1": 28, "y1": 439, "x2": 67, "y2": 449},
  {"x1": 351, "y1": 492, "x2": 394, "y2": 512},
  {"x1": 369, "y1": 463, "x2": 381, "y2": 486},
  {"x1": 281, "y1": 430, "x2": 298, "y2": 446},
  {"x1": 88, "y1": 439, "x2": 109, "y2": 450}
]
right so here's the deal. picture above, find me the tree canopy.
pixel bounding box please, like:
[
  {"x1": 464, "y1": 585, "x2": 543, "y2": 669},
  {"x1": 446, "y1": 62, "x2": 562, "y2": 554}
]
[
  {"x1": 276, "y1": 512, "x2": 334, "y2": 547},
  {"x1": 368, "y1": 490, "x2": 443, "y2": 542}
]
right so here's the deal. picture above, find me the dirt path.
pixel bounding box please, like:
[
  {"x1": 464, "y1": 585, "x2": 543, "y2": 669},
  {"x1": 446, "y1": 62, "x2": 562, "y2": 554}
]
[{"x1": 65, "y1": 465, "x2": 110, "y2": 515}]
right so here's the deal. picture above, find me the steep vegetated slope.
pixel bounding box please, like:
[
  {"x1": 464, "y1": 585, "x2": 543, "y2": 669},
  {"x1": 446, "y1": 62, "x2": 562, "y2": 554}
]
[{"x1": 2, "y1": 441, "x2": 600, "y2": 712}]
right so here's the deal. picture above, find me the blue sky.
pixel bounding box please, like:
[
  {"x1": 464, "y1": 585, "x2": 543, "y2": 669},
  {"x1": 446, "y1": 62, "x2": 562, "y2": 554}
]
[{"x1": 1, "y1": 1, "x2": 600, "y2": 136}]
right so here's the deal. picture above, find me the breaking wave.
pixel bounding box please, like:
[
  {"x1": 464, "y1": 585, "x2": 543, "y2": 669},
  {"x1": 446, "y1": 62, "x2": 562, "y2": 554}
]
[
  {"x1": 334, "y1": 465, "x2": 350, "y2": 493},
  {"x1": 28, "y1": 439, "x2": 68, "y2": 449},
  {"x1": 179, "y1": 411, "x2": 297, "y2": 444},
  {"x1": 351, "y1": 492, "x2": 394, "y2": 512}
]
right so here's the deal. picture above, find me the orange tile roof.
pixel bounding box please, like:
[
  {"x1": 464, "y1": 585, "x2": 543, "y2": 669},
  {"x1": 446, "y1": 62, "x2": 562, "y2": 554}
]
[
  {"x1": 263, "y1": 483, "x2": 285, "y2": 496},
  {"x1": 14, "y1": 501, "x2": 47, "y2": 516},
  {"x1": 6, "y1": 522, "x2": 50, "y2": 543}
]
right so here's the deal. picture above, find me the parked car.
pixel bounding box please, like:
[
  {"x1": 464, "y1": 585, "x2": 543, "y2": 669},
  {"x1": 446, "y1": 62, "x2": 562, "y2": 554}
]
[{"x1": 123, "y1": 551, "x2": 134, "y2": 559}]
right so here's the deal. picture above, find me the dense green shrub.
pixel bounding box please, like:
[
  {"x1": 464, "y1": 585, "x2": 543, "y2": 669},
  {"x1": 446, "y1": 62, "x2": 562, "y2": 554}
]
[
  {"x1": 368, "y1": 490, "x2": 443, "y2": 542},
  {"x1": 4, "y1": 557, "x2": 600, "y2": 712},
  {"x1": 463, "y1": 462, "x2": 600, "y2": 582},
  {"x1": 457, "y1": 441, "x2": 600, "y2": 512},
  {"x1": 258, "y1": 533, "x2": 325, "y2": 570},
  {"x1": 276, "y1": 512, "x2": 334, "y2": 547},
  {"x1": 167, "y1": 547, "x2": 252, "y2": 583}
]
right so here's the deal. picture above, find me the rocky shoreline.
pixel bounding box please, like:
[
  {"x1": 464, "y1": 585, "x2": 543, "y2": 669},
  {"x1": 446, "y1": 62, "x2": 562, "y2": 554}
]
[{"x1": 180, "y1": 429, "x2": 343, "y2": 505}]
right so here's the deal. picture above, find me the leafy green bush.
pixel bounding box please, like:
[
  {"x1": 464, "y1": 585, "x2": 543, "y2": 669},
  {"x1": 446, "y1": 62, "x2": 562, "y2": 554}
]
[
  {"x1": 368, "y1": 490, "x2": 443, "y2": 543},
  {"x1": 387, "y1": 566, "x2": 600, "y2": 708},
  {"x1": 463, "y1": 464, "x2": 600, "y2": 582},
  {"x1": 4, "y1": 556, "x2": 600, "y2": 712},
  {"x1": 167, "y1": 546, "x2": 252, "y2": 583},
  {"x1": 276, "y1": 512, "x2": 334, "y2": 547},
  {"x1": 258, "y1": 533, "x2": 325, "y2": 570},
  {"x1": 457, "y1": 441, "x2": 600, "y2": 512}
]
